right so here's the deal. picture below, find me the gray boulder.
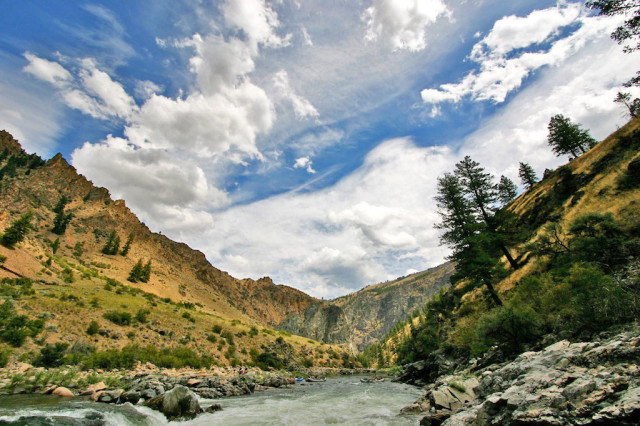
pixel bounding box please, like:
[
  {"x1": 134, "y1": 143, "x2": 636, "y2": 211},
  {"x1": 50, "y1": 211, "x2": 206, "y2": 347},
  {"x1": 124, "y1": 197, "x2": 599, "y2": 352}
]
[{"x1": 143, "y1": 385, "x2": 202, "y2": 421}]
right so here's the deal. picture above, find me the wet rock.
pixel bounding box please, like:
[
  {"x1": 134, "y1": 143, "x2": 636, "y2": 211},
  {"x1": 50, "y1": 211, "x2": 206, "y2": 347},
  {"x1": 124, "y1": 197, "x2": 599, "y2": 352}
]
[
  {"x1": 120, "y1": 390, "x2": 141, "y2": 405},
  {"x1": 143, "y1": 384, "x2": 202, "y2": 421},
  {"x1": 205, "y1": 403, "x2": 223, "y2": 413}
]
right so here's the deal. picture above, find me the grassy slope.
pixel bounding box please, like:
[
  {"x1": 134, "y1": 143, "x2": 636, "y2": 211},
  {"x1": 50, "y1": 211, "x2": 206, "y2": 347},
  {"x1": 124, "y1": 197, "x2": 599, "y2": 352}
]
[{"x1": 377, "y1": 117, "x2": 640, "y2": 362}]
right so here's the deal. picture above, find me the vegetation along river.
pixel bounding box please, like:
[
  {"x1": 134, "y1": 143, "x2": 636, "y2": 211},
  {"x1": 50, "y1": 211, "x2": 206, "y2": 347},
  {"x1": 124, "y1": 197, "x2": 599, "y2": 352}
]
[{"x1": 0, "y1": 376, "x2": 424, "y2": 425}]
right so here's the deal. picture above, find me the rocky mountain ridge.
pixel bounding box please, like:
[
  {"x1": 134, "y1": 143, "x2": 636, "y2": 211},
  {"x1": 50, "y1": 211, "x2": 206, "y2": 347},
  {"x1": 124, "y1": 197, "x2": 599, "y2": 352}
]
[{"x1": 277, "y1": 262, "x2": 454, "y2": 351}]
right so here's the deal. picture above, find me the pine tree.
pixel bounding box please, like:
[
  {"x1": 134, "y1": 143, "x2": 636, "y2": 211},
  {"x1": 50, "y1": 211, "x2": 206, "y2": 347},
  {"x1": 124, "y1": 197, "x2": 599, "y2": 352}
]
[
  {"x1": 518, "y1": 162, "x2": 538, "y2": 189},
  {"x1": 101, "y1": 230, "x2": 120, "y2": 255},
  {"x1": 497, "y1": 175, "x2": 518, "y2": 205},
  {"x1": 454, "y1": 156, "x2": 519, "y2": 270},
  {"x1": 614, "y1": 92, "x2": 640, "y2": 118},
  {"x1": 1, "y1": 211, "x2": 35, "y2": 248},
  {"x1": 51, "y1": 195, "x2": 73, "y2": 235},
  {"x1": 141, "y1": 260, "x2": 151, "y2": 283},
  {"x1": 128, "y1": 259, "x2": 144, "y2": 283},
  {"x1": 435, "y1": 168, "x2": 504, "y2": 306},
  {"x1": 547, "y1": 114, "x2": 598, "y2": 158},
  {"x1": 120, "y1": 233, "x2": 134, "y2": 256}
]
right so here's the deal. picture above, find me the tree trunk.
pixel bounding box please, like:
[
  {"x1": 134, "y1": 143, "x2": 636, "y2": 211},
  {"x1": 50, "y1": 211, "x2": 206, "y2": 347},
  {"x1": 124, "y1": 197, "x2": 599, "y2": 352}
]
[
  {"x1": 484, "y1": 280, "x2": 503, "y2": 306},
  {"x1": 499, "y1": 243, "x2": 520, "y2": 270}
]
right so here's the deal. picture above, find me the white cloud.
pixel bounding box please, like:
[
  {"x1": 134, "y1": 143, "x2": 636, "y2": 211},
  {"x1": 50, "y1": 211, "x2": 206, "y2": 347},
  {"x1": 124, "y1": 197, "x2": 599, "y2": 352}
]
[
  {"x1": 421, "y1": 3, "x2": 620, "y2": 105},
  {"x1": 71, "y1": 135, "x2": 226, "y2": 234},
  {"x1": 222, "y1": 0, "x2": 291, "y2": 51},
  {"x1": 134, "y1": 80, "x2": 163, "y2": 100},
  {"x1": 293, "y1": 156, "x2": 316, "y2": 173},
  {"x1": 301, "y1": 26, "x2": 313, "y2": 46},
  {"x1": 77, "y1": 58, "x2": 137, "y2": 120},
  {"x1": 22, "y1": 53, "x2": 71, "y2": 86},
  {"x1": 24, "y1": 54, "x2": 138, "y2": 121},
  {"x1": 272, "y1": 69, "x2": 319, "y2": 120},
  {"x1": 363, "y1": 0, "x2": 450, "y2": 51}
]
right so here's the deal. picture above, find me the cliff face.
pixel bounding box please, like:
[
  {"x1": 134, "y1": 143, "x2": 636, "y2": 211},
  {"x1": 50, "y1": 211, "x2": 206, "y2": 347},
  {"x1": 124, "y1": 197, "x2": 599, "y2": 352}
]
[{"x1": 277, "y1": 262, "x2": 454, "y2": 351}]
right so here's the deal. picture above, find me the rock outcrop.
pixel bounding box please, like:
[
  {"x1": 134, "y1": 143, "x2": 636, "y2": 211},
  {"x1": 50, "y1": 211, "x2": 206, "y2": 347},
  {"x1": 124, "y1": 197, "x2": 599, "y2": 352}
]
[{"x1": 403, "y1": 324, "x2": 640, "y2": 425}]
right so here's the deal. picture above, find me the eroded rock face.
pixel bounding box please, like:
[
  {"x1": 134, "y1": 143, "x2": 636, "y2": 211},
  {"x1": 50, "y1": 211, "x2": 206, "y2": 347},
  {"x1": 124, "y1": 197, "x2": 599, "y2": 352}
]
[{"x1": 405, "y1": 325, "x2": 640, "y2": 425}]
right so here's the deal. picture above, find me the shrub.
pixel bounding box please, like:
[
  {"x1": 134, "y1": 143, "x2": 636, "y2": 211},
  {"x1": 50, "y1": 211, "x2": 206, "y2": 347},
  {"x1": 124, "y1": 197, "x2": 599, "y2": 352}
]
[
  {"x1": 474, "y1": 302, "x2": 542, "y2": 355},
  {"x1": 34, "y1": 343, "x2": 69, "y2": 368},
  {"x1": 0, "y1": 349, "x2": 10, "y2": 367},
  {"x1": 255, "y1": 351, "x2": 283, "y2": 370},
  {"x1": 212, "y1": 325, "x2": 223, "y2": 334},
  {"x1": 103, "y1": 311, "x2": 132, "y2": 326},
  {"x1": 135, "y1": 309, "x2": 150, "y2": 324},
  {"x1": 86, "y1": 320, "x2": 100, "y2": 336}
]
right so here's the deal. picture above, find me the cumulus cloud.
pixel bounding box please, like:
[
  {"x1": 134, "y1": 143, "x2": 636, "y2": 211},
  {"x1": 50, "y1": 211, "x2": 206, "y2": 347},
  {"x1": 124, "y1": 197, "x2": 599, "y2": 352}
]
[
  {"x1": 71, "y1": 135, "x2": 226, "y2": 234},
  {"x1": 363, "y1": 0, "x2": 450, "y2": 51},
  {"x1": 421, "y1": 3, "x2": 619, "y2": 105},
  {"x1": 293, "y1": 156, "x2": 316, "y2": 173},
  {"x1": 222, "y1": 0, "x2": 291, "y2": 51}
]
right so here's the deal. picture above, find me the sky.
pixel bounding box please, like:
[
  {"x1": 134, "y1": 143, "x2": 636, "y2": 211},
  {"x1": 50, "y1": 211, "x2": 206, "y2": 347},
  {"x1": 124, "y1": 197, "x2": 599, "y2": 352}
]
[{"x1": 1, "y1": 1, "x2": 639, "y2": 298}]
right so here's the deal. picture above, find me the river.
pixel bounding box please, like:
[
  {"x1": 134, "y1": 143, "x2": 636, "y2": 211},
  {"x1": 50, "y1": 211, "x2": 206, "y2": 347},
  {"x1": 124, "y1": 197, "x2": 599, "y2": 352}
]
[{"x1": 0, "y1": 376, "x2": 424, "y2": 425}]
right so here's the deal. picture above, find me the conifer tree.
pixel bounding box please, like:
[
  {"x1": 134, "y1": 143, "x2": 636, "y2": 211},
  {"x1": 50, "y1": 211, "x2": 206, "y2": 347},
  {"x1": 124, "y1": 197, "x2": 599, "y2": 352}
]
[
  {"x1": 51, "y1": 195, "x2": 73, "y2": 235},
  {"x1": 435, "y1": 168, "x2": 505, "y2": 306},
  {"x1": 101, "y1": 230, "x2": 120, "y2": 255},
  {"x1": 454, "y1": 156, "x2": 519, "y2": 270},
  {"x1": 497, "y1": 175, "x2": 518, "y2": 204},
  {"x1": 128, "y1": 259, "x2": 144, "y2": 283},
  {"x1": 120, "y1": 233, "x2": 134, "y2": 256},
  {"x1": 141, "y1": 260, "x2": 151, "y2": 283},
  {"x1": 1, "y1": 211, "x2": 34, "y2": 248},
  {"x1": 519, "y1": 162, "x2": 538, "y2": 189},
  {"x1": 547, "y1": 114, "x2": 598, "y2": 158}
]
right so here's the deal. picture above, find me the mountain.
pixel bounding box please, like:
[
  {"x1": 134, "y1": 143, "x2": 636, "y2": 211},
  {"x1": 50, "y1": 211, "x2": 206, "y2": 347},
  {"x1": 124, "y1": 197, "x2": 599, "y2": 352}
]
[
  {"x1": 276, "y1": 262, "x2": 453, "y2": 351},
  {"x1": 0, "y1": 130, "x2": 350, "y2": 368}
]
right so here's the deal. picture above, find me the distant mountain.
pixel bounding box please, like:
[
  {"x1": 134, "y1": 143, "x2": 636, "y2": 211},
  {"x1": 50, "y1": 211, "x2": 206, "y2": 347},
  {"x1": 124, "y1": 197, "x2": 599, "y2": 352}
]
[{"x1": 276, "y1": 262, "x2": 454, "y2": 351}]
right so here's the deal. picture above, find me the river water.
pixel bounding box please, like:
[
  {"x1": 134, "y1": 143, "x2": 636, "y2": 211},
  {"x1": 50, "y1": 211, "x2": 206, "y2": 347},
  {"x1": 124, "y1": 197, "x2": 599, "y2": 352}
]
[{"x1": 0, "y1": 377, "x2": 424, "y2": 425}]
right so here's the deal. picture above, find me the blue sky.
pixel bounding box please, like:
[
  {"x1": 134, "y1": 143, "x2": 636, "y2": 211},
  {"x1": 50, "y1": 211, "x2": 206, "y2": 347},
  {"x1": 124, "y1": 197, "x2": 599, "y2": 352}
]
[{"x1": 1, "y1": 1, "x2": 638, "y2": 298}]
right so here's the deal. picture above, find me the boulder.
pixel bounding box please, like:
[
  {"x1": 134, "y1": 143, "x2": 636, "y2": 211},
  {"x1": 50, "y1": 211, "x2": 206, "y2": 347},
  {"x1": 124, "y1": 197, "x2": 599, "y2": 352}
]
[
  {"x1": 52, "y1": 387, "x2": 74, "y2": 397},
  {"x1": 143, "y1": 385, "x2": 202, "y2": 421},
  {"x1": 205, "y1": 403, "x2": 223, "y2": 413}
]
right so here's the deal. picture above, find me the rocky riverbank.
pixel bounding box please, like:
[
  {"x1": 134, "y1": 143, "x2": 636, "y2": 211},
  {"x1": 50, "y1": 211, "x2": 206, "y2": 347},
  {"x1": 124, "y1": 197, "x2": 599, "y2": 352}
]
[
  {"x1": 0, "y1": 363, "x2": 378, "y2": 421},
  {"x1": 399, "y1": 323, "x2": 640, "y2": 425}
]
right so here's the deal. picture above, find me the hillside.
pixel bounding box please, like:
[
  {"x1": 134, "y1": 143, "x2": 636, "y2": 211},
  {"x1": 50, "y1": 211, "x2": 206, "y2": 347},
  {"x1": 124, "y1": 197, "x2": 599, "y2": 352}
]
[
  {"x1": 277, "y1": 262, "x2": 453, "y2": 351},
  {"x1": 373, "y1": 117, "x2": 640, "y2": 367},
  {"x1": 0, "y1": 130, "x2": 351, "y2": 369}
]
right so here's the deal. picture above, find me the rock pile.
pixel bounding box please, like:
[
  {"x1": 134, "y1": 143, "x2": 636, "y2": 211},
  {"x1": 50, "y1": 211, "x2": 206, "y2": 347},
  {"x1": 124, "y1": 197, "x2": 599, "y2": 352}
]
[{"x1": 402, "y1": 324, "x2": 640, "y2": 425}]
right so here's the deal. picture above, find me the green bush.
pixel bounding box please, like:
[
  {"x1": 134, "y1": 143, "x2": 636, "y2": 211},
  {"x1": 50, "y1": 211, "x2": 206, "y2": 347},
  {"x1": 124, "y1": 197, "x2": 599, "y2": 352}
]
[
  {"x1": 103, "y1": 311, "x2": 132, "y2": 326},
  {"x1": 34, "y1": 343, "x2": 69, "y2": 368},
  {"x1": 135, "y1": 309, "x2": 150, "y2": 323},
  {"x1": 0, "y1": 349, "x2": 10, "y2": 367},
  {"x1": 255, "y1": 351, "x2": 283, "y2": 370},
  {"x1": 86, "y1": 320, "x2": 100, "y2": 336},
  {"x1": 474, "y1": 302, "x2": 542, "y2": 355},
  {"x1": 212, "y1": 325, "x2": 223, "y2": 334}
]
